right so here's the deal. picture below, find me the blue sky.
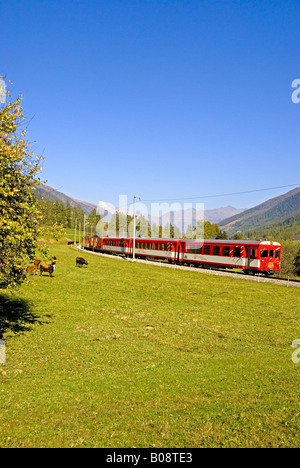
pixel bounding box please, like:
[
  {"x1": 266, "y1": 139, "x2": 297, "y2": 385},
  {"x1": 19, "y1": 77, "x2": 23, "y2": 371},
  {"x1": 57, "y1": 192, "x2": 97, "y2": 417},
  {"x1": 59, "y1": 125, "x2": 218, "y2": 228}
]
[{"x1": 1, "y1": 0, "x2": 300, "y2": 211}]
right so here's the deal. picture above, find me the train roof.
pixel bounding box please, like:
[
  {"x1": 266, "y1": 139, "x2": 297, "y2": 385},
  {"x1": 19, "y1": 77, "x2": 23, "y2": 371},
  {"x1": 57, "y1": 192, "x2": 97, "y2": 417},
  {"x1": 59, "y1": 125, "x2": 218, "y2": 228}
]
[
  {"x1": 90, "y1": 236, "x2": 281, "y2": 246},
  {"x1": 182, "y1": 239, "x2": 281, "y2": 246}
]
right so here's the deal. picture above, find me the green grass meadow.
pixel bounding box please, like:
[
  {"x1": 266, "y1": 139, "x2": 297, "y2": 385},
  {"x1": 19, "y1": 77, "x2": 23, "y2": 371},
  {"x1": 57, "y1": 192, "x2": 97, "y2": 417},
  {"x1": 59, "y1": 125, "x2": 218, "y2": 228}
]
[{"x1": 0, "y1": 244, "x2": 299, "y2": 448}]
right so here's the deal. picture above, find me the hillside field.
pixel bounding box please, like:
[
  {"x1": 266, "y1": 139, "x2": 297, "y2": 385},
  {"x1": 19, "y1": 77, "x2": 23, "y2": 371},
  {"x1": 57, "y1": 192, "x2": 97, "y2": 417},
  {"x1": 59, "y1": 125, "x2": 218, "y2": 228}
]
[{"x1": 0, "y1": 244, "x2": 299, "y2": 448}]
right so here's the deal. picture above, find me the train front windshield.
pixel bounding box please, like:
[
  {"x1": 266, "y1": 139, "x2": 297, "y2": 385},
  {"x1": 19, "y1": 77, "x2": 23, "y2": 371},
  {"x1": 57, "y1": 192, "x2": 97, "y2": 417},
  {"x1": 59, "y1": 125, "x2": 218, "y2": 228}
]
[{"x1": 260, "y1": 248, "x2": 281, "y2": 259}]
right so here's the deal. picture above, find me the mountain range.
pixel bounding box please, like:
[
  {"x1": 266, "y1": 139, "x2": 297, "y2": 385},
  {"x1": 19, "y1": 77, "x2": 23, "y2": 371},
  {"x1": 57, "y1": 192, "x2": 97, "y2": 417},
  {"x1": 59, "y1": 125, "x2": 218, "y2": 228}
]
[
  {"x1": 35, "y1": 184, "x2": 98, "y2": 214},
  {"x1": 35, "y1": 184, "x2": 300, "y2": 238},
  {"x1": 35, "y1": 184, "x2": 245, "y2": 225}
]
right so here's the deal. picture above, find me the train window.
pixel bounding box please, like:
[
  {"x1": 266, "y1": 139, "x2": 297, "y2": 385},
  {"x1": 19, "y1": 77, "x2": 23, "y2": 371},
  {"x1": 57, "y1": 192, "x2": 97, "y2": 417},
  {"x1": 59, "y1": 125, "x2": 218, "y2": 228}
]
[
  {"x1": 260, "y1": 249, "x2": 268, "y2": 258},
  {"x1": 275, "y1": 250, "x2": 281, "y2": 259},
  {"x1": 164, "y1": 244, "x2": 168, "y2": 251},
  {"x1": 213, "y1": 246, "x2": 220, "y2": 256},
  {"x1": 223, "y1": 247, "x2": 230, "y2": 256},
  {"x1": 269, "y1": 250, "x2": 274, "y2": 257},
  {"x1": 204, "y1": 246, "x2": 210, "y2": 255},
  {"x1": 233, "y1": 247, "x2": 241, "y2": 257},
  {"x1": 196, "y1": 247, "x2": 203, "y2": 254},
  {"x1": 251, "y1": 249, "x2": 257, "y2": 258}
]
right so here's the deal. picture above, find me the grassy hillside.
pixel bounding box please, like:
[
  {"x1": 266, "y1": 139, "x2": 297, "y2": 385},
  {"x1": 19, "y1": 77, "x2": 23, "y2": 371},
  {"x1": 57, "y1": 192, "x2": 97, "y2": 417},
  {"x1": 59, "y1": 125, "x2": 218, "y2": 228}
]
[{"x1": 0, "y1": 244, "x2": 299, "y2": 448}]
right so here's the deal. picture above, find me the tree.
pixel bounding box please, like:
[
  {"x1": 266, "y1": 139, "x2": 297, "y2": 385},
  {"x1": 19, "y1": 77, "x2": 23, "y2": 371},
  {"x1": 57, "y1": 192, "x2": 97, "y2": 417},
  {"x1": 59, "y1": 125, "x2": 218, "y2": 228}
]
[
  {"x1": 87, "y1": 208, "x2": 100, "y2": 234},
  {"x1": 232, "y1": 232, "x2": 244, "y2": 240},
  {"x1": 186, "y1": 220, "x2": 226, "y2": 240},
  {"x1": 0, "y1": 84, "x2": 43, "y2": 286},
  {"x1": 294, "y1": 249, "x2": 300, "y2": 276}
]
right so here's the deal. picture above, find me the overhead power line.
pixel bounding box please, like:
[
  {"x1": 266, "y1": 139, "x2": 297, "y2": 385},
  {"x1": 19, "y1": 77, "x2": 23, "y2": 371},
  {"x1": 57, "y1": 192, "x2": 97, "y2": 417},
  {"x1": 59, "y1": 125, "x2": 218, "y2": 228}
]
[{"x1": 140, "y1": 184, "x2": 300, "y2": 203}]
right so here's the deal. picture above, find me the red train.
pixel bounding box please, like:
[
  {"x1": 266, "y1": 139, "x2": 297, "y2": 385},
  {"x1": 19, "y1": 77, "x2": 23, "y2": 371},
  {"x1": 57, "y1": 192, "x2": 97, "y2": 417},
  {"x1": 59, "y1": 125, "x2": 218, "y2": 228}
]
[{"x1": 82, "y1": 236, "x2": 281, "y2": 275}]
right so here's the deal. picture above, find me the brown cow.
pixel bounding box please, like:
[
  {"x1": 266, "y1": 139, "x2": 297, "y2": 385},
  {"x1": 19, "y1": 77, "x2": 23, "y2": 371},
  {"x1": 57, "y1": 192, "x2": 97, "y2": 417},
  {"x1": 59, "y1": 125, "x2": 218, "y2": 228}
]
[
  {"x1": 40, "y1": 261, "x2": 56, "y2": 277},
  {"x1": 26, "y1": 259, "x2": 41, "y2": 275}
]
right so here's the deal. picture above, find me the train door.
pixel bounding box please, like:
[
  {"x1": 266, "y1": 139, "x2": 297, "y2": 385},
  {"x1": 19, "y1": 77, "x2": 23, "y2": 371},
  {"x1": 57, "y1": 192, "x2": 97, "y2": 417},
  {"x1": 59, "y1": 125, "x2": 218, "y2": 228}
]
[
  {"x1": 177, "y1": 241, "x2": 185, "y2": 263},
  {"x1": 245, "y1": 247, "x2": 251, "y2": 271}
]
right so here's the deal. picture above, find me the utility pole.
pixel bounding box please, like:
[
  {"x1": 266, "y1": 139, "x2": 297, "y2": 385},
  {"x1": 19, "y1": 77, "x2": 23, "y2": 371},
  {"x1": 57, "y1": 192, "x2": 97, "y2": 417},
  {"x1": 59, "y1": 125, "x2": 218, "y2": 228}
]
[
  {"x1": 133, "y1": 195, "x2": 136, "y2": 260},
  {"x1": 83, "y1": 214, "x2": 86, "y2": 251},
  {"x1": 74, "y1": 218, "x2": 77, "y2": 249}
]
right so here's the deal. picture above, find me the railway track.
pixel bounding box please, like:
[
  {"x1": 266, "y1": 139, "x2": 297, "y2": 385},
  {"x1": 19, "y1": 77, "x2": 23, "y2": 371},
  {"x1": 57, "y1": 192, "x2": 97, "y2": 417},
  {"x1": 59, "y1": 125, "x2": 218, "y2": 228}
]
[{"x1": 78, "y1": 246, "x2": 300, "y2": 288}]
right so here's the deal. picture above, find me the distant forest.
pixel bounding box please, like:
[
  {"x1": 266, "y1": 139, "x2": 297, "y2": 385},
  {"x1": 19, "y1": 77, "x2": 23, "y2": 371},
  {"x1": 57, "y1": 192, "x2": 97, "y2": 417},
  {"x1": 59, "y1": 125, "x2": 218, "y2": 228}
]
[{"x1": 242, "y1": 214, "x2": 300, "y2": 241}]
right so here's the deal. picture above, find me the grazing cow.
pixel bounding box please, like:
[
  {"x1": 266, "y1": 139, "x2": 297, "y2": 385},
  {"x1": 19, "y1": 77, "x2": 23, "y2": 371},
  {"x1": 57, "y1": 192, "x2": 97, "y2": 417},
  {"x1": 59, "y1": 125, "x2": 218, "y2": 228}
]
[
  {"x1": 40, "y1": 261, "x2": 56, "y2": 277},
  {"x1": 26, "y1": 259, "x2": 41, "y2": 275},
  {"x1": 76, "y1": 257, "x2": 88, "y2": 268}
]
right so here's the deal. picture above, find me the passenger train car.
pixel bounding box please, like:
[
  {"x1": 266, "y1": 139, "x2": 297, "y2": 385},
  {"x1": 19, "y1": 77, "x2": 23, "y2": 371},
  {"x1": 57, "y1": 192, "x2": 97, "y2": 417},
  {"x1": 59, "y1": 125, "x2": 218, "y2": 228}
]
[{"x1": 82, "y1": 236, "x2": 281, "y2": 275}]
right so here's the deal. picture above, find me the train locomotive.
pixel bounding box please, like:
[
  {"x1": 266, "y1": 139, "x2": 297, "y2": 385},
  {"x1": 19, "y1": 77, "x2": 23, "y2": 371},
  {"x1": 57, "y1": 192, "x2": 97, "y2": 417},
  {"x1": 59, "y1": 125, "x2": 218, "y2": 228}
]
[{"x1": 82, "y1": 236, "x2": 281, "y2": 276}]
